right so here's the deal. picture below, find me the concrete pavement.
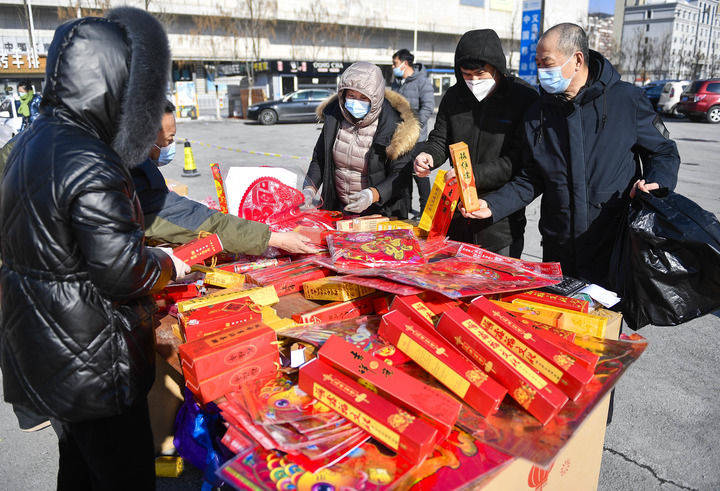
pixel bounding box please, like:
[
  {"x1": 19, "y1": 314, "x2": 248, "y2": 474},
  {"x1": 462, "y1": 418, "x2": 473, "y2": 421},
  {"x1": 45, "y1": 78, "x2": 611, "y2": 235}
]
[{"x1": 1, "y1": 117, "x2": 718, "y2": 490}]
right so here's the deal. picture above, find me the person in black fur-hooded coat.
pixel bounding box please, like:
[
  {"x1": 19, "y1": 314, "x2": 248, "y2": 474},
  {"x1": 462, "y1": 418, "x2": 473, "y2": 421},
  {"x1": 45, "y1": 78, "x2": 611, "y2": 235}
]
[{"x1": 0, "y1": 8, "x2": 182, "y2": 488}]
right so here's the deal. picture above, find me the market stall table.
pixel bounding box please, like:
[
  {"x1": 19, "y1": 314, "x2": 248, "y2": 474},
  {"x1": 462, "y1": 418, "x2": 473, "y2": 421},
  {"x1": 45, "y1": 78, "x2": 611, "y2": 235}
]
[{"x1": 152, "y1": 293, "x2": 623, "y2": 489}]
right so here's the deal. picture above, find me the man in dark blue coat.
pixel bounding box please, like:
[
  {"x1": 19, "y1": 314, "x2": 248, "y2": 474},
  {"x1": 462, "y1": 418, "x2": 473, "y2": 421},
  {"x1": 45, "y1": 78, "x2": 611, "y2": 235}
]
[{"x1": 462, "y1": 23, "x2": 680, "y2": 286}]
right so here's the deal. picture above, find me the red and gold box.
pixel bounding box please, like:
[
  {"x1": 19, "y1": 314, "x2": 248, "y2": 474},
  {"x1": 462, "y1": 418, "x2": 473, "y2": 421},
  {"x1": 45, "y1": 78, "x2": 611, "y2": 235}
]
[
  {"x1": 533, "y1": 326, "x2": 600, "y2": 372},
  {"x1": 173, "y1": 234, "x2": 224, "y2": 265},
  {"x1": 501, "y1": 290, "x2": 590, "y2": 313},
  {"x1": 318, "y1": 335, "x2": 461, "y2": 438},
  {"x1": 185, "y1": 350, "x2": 278, "y2": 405},
  {"x1": 179, "y1": 322, "x2": 276, "y2": 381},
  {"x1": 506, "y1": 313, "x2": 576, "y2": 342},
  {"x1": 216, "y1": 257, "x2": 291, "y2": 274},
  {"x1": 302, "y1": 276, "x2": 375, "y2": 301},
  {"x1": 491, "y1": 300, "x2": 563, "y2": 328},
  {"x1": 449, "y1": 142, "x2": 481, "y2": 213},
  {"x1": 191, "y1": 265, "x2": 245, "y2": 288},
  {"x1": 292, "y1": 293, "x2": 380, "y2": 324},
  {"x1": 336, "y1": 215, "x2": 389, "y2": 232},
  {"x1": 153, "y1": 283, "x2": 200, "y2": 306},
  {"x1": 377, "y1": 220, "x2": 414, "y2": 232},
  {"x1": 391, "y1": 295, "x2": 439, "y2": 330},
  {"x1": 246, "y1": 259, "x2": 331, "y2": 297},
  {"x1": 467, "y1": 297, "x2": 593, "y2": 401},
  {"x1": 178, "y1": 299, "x2": 263, "y2": 341},
  {"x1": 420, "y1": 292, "x2": 461, "y2": 316},
  {"x1": 298, "y1": 358, "x2": 438, "y2": 463},
  {"x1": 372, "y1": 295, "x2": 393, "y2": 315},
  {"x1": 176, "y1": 286, "x2": 279, "y2": 313},
  {"x1": 436, "y1": 307, "x2": 568, "y2": 424},
  {"x1": 379, "y1": 310, "x2": 507, "y2": 418}
]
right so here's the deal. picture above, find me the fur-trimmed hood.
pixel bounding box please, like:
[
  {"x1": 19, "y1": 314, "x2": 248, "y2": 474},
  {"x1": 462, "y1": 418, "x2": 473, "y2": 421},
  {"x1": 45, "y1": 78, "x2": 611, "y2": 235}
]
[
  {"x1": 41, "y1": 7, "x2": 170, "y2": 168},
  {"x1": 316, "y1": 89, "x2": 420, "y2": 161}
]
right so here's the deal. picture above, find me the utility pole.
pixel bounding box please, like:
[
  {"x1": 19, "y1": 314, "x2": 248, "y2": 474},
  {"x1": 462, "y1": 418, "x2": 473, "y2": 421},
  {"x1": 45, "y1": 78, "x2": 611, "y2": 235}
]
[
  {"x1": 413, "y1": 0, "x2": 418, "y2": 54},
  {"x1": 23, "y1": 0, "x2": 38, "y2": 65}
]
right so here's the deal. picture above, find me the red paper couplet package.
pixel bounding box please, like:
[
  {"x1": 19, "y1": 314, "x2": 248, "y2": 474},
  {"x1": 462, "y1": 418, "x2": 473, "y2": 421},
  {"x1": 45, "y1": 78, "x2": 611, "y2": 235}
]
[
  {"x1": 216, "y1": 257, "x2": 291, "y2": 274},
  {"x1": 298, "y1": 359, "x2": 438, "y2": 463},
  {"x1": 318, "y1": 335, "x2": 461, "y2": 438},
  {"x1": 391, "y1": 295, "x2": 439, "y2": 330},
  {"x1": 436, "y1": 307, "x2": 568, "y2": 424},
  {"x1": 291, "y1": 294, "x2": 380, "y2": 324},
  {"x1": 179, "y1": 299, "x2": 263, "y2": 342},
  {"x1": 501, "y1": 290, "x2": 590, "y2": 313},
  {"x1": 246, "y1": 259, "x2": 331, "y2": 296},
  {"x1": 173, "y1": 233, "x2": 224, "y2": 265},
  {"x1": 184, "y1": 350, "x2": 278, "y2": 405},
  {"x1": 378, "y1": 310, "x2": 506, "y2": 418},
  {"x1": 179, "y1": 322, "x2": 276, "y2": 382},
  {"x1": 449, "y1": 142, "x2": 481, "y2": 213},
  {"x1": 327, "y1": 229, "x2": 425, "y2": 269},
  {"x1": 210, "y1": 163, "x2": 229, "y2": 214},
  {"x1": 467, "y1": 297, "x2": 593, "y2": 401}
]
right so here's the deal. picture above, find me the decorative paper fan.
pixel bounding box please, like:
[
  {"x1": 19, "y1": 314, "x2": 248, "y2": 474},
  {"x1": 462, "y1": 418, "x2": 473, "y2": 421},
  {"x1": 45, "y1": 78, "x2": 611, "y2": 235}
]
[{"x1": 238, "y1": 176, "x2": 304, "y2": 222}]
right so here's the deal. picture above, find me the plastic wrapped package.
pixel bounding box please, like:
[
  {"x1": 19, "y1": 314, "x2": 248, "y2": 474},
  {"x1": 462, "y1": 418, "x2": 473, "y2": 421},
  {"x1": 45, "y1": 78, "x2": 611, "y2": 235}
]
[{"x1": 326, "y1": 229, "x2": 425, "y2": 268}]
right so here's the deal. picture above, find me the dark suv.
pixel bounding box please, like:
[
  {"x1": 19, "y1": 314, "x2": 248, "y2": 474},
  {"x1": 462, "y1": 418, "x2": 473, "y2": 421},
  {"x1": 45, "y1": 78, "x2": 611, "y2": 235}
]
[{"x1": 677, "y1": 80, "x2": 720, "y2": 123}]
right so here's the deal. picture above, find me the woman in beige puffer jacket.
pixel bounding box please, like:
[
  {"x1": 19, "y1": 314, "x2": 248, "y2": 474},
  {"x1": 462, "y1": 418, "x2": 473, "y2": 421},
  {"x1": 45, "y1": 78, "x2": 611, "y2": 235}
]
[{"x1": 304, "y1": 62, "x2": 419, "y2": 219}]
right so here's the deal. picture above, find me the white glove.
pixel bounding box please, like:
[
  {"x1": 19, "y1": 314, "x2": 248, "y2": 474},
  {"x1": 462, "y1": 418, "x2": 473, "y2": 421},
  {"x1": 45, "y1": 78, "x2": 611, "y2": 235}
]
[
  {"x1": 156, "y1": 247, "x2": 191, "y2": 280},
  {"x1": 302, "y1": 187, "x2": 316, "y2": 208},
  {"x1": 344, "y1": 188, "x2": 374, "y2": 214}
]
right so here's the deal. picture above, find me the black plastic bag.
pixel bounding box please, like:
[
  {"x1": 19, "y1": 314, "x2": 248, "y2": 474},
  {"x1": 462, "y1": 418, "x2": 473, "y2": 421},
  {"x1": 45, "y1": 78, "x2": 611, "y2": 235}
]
[{"x1": 609, "y1": 188, "x2": 720, "y2": 330}]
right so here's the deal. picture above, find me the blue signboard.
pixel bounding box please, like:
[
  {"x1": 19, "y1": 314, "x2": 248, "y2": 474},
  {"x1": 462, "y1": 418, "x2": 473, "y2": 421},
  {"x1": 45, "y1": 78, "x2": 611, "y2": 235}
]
[{"x1": 518, "y1": 0, "x2": 542, "y2": 85}]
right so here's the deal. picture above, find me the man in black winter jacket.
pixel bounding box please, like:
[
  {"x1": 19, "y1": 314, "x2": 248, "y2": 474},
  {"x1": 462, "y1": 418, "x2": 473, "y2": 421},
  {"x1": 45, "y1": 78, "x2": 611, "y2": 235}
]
[
  {"x1": 463, "y1": 24, "x2": 680, "y2": 286},
  {"x1": 414, "y1": 29, "x2": 538, "y2": 257},
  {"x1": 0, "y1": 8, "x2": 187, "y2": 488}
]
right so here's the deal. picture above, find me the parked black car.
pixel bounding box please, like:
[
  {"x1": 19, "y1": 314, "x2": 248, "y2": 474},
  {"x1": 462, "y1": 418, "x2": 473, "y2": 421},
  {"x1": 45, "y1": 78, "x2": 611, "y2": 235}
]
[{"x1": 247, "y1": 89, "x2": 334, "y2": 125}]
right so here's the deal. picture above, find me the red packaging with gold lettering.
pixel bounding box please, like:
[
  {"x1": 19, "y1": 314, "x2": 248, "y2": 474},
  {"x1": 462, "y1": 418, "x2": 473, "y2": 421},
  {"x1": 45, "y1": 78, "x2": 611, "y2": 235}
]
[
  {"x1": 436, "y1": 307, "x2": 568, "y2": 424},
  {"x1": 246, "y1": 259, "x2": 331, "y2": 296},
  {"x1": 419, "y1": 292, "x2": 461, "y2": 316},
  {"x1": 217, "y1": 257, "x2": 291, "y2": 274},
  {"x1": 467, "y1": 297, "x2": 593, "y2": 401},
  {"x1": 500, "y1": 290, "x2": 590, "y2": 313},
  {"x1": 173, "y1": 234, "x2": 223, "y2": 265},
  {"x1": 378, "y1": 310, "x2": 506, "y2": 418},
  {"x1": 179, "y1": 322, "x2": 276, "y2": 382},
  {"x1": 179, "y1": 299, "x2": 263, "y2": 341},
  {"x1": 318, "y1": 335, "x2": 461, "y2": 438},
  {"x1": 391, "y1": 295, "x2": 439, "y2": 329},
  {"x1": 298, "y1": 358, "x2": 438, "y2": 463},
  {"x1": 292, "y1": 293, "x2": 380, "y2": 324},
  {"x1": 184, "y1": 350, "x2": 278, "y2": 404}
]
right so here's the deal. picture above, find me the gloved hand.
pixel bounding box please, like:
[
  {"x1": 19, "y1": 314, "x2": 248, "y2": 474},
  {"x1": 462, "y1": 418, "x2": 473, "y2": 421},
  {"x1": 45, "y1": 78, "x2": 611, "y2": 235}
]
[
  {"x1": 302, "y1": 187, "x2": 316, "y2": 209},
  {"x1": 344, "y1": 188, "x2": 374, "y2": 214},
  {"x1": 155, "y1": 247, "x2": 191, "y2": 280}
]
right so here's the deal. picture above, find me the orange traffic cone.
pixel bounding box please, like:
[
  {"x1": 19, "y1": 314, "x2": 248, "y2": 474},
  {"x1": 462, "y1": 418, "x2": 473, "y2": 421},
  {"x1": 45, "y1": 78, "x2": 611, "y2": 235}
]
[{"x1": 182, "y1": 141, "x2": 200, "y2": 177}]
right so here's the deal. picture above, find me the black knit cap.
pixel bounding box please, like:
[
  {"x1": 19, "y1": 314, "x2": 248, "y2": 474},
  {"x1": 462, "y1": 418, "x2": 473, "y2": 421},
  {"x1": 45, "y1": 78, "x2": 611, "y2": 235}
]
[{"x1": 454, "y1": 29, "x2": 508, "y2": 77}]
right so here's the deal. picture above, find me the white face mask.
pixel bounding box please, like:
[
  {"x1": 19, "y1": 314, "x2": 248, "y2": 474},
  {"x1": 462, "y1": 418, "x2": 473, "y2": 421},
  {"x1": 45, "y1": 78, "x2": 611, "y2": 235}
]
[{"x1": 465, "y1": 78, "x2": 496, "y2": 102}]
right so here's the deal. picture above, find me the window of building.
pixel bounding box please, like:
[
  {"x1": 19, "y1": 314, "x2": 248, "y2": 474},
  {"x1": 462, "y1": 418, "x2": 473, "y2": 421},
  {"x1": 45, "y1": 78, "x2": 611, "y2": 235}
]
[
  {"x1": 647, "y1": 10, "x2": 652, "y2": 19},
  {"x1": 646, "y1": 24, "x2": 650, "y2": 32}
]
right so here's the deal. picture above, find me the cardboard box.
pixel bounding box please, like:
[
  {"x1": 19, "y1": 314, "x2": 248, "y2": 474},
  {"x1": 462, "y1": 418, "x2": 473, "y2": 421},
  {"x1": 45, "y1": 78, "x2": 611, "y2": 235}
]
[
  {"x1": 303, "y1": 276, "x2": 376, "y2": 301},
  {"x1": 318, "y1": 335, "x2": 461, "y2": 438},
  {"x1": 379, "y1": 310, "x2": 507, "y2": 418},
  {"x1": 184, "y1": 350, "x2": 278, "y2": 404},
  {"x1": 436, "y1": 307, "x2": 568, "y2": 425},
  {"x1": 176, "y1": 286, "x2": 279, "y2": 313},
  {"x1": 511, "y1": 299, "x2": 608, "y2": 337},
  {"x1": 391, "y1": 295, "x2": 439, "y2": 329},
  {"x1": 336, "y1": 215, "x2": 389, "y2": 232},
  {"x1": 292, "y1": 294, "x2": 379, "y2": 324},
  {"x1": 501, "y1": 290, "x2": 590, "y2": 313},
  {"x1": 298, "y1": 359, "x2": 438, "y2": 463},
  {"x1": 165, "y1": 178, "x2": 188, "y2": 196},
  {"x1": 179, "y1": 299, "x2": 263, "y2": 341},
  {"x1": 173, "y1": 234, "x2": 224, "y2": 265},
  {"x1": 449, "y1": 142, "x2": 481, "y2": 213},
  {"x1": 467, "y1": 297, "x2": 593, "y2": 401},
  {"x1": 179, "y1": 323, "x2": 276, "y2": 382},
  {"x1": 192, "y1": 265, "x2": 245, "y2": 288}
]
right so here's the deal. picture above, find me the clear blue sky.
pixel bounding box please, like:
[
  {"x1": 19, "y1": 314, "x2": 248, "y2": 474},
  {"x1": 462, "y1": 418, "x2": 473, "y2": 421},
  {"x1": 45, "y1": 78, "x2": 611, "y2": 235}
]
[{"x1": 589, "y1": 0, "x2": 615, "y2": 14}]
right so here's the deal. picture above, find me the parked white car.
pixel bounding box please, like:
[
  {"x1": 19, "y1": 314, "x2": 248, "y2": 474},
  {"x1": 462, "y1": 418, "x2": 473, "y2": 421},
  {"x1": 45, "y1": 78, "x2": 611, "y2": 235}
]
[{"x1": 657, "y1": 81, "x2": 691, "y2": 116}]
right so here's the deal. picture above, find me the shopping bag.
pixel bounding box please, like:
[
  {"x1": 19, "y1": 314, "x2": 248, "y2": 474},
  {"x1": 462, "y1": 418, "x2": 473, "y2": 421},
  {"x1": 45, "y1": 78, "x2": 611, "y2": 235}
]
[{"x1": 609, "y1": 188, "x2": 720, "y2": 330}]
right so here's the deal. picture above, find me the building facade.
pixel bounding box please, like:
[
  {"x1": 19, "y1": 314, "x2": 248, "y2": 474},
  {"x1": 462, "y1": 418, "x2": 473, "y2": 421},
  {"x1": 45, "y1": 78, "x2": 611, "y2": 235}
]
[
  {"x1": 621, "y1": 0, "x2": 720, "y2": 82},
  {"x1": 1, "y1": 0, "x2": 588, "y2": 115},
  {"x1": 588, "y1": 12, "x2": 615, "y2": 58}
]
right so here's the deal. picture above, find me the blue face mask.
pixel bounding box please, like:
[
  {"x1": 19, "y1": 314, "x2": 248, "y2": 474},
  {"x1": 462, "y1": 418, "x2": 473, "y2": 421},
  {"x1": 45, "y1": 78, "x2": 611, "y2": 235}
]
[
  {"x1": 344, "y1": 98, "x2": 371, "y2": 119},
  {"x1": 393, "y1": 64, "x2": 405, "y2": 78},
  {"x1": 155, "y1": 141, "x2": 176, "y2": 166},
  {"x1": 537, "y1": 55, "x2": 575, "y2": 94}
]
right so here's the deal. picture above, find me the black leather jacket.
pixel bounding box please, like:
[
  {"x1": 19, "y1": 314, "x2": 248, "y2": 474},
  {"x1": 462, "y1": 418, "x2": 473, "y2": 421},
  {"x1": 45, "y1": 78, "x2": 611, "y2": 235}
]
[{"x1": 0, "y1": 11, "x2": 173, "y2": 421}]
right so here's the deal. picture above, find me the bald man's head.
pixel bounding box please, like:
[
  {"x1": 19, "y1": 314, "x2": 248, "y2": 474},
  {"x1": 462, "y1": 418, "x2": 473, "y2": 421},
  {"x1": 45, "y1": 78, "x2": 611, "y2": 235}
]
[{"x1": 538, "y1": 23, "x2": 589, "y2": 67}]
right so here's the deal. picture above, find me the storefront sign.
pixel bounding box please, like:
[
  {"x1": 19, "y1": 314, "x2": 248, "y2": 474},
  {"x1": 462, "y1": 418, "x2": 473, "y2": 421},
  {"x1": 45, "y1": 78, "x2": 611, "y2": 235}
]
[
  {"x1": 519, "y1": 0, "x2": 542, "y2": 85},
  {"x1": 0, "y1": 50, "x2": 46, "y2": 75}
]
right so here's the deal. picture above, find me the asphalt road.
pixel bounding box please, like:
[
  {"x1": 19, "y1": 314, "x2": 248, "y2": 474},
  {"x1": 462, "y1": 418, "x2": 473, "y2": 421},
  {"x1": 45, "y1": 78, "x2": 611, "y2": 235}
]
[{"x1": 1, "y1": 116, "x2": 718, "y2": 490}]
